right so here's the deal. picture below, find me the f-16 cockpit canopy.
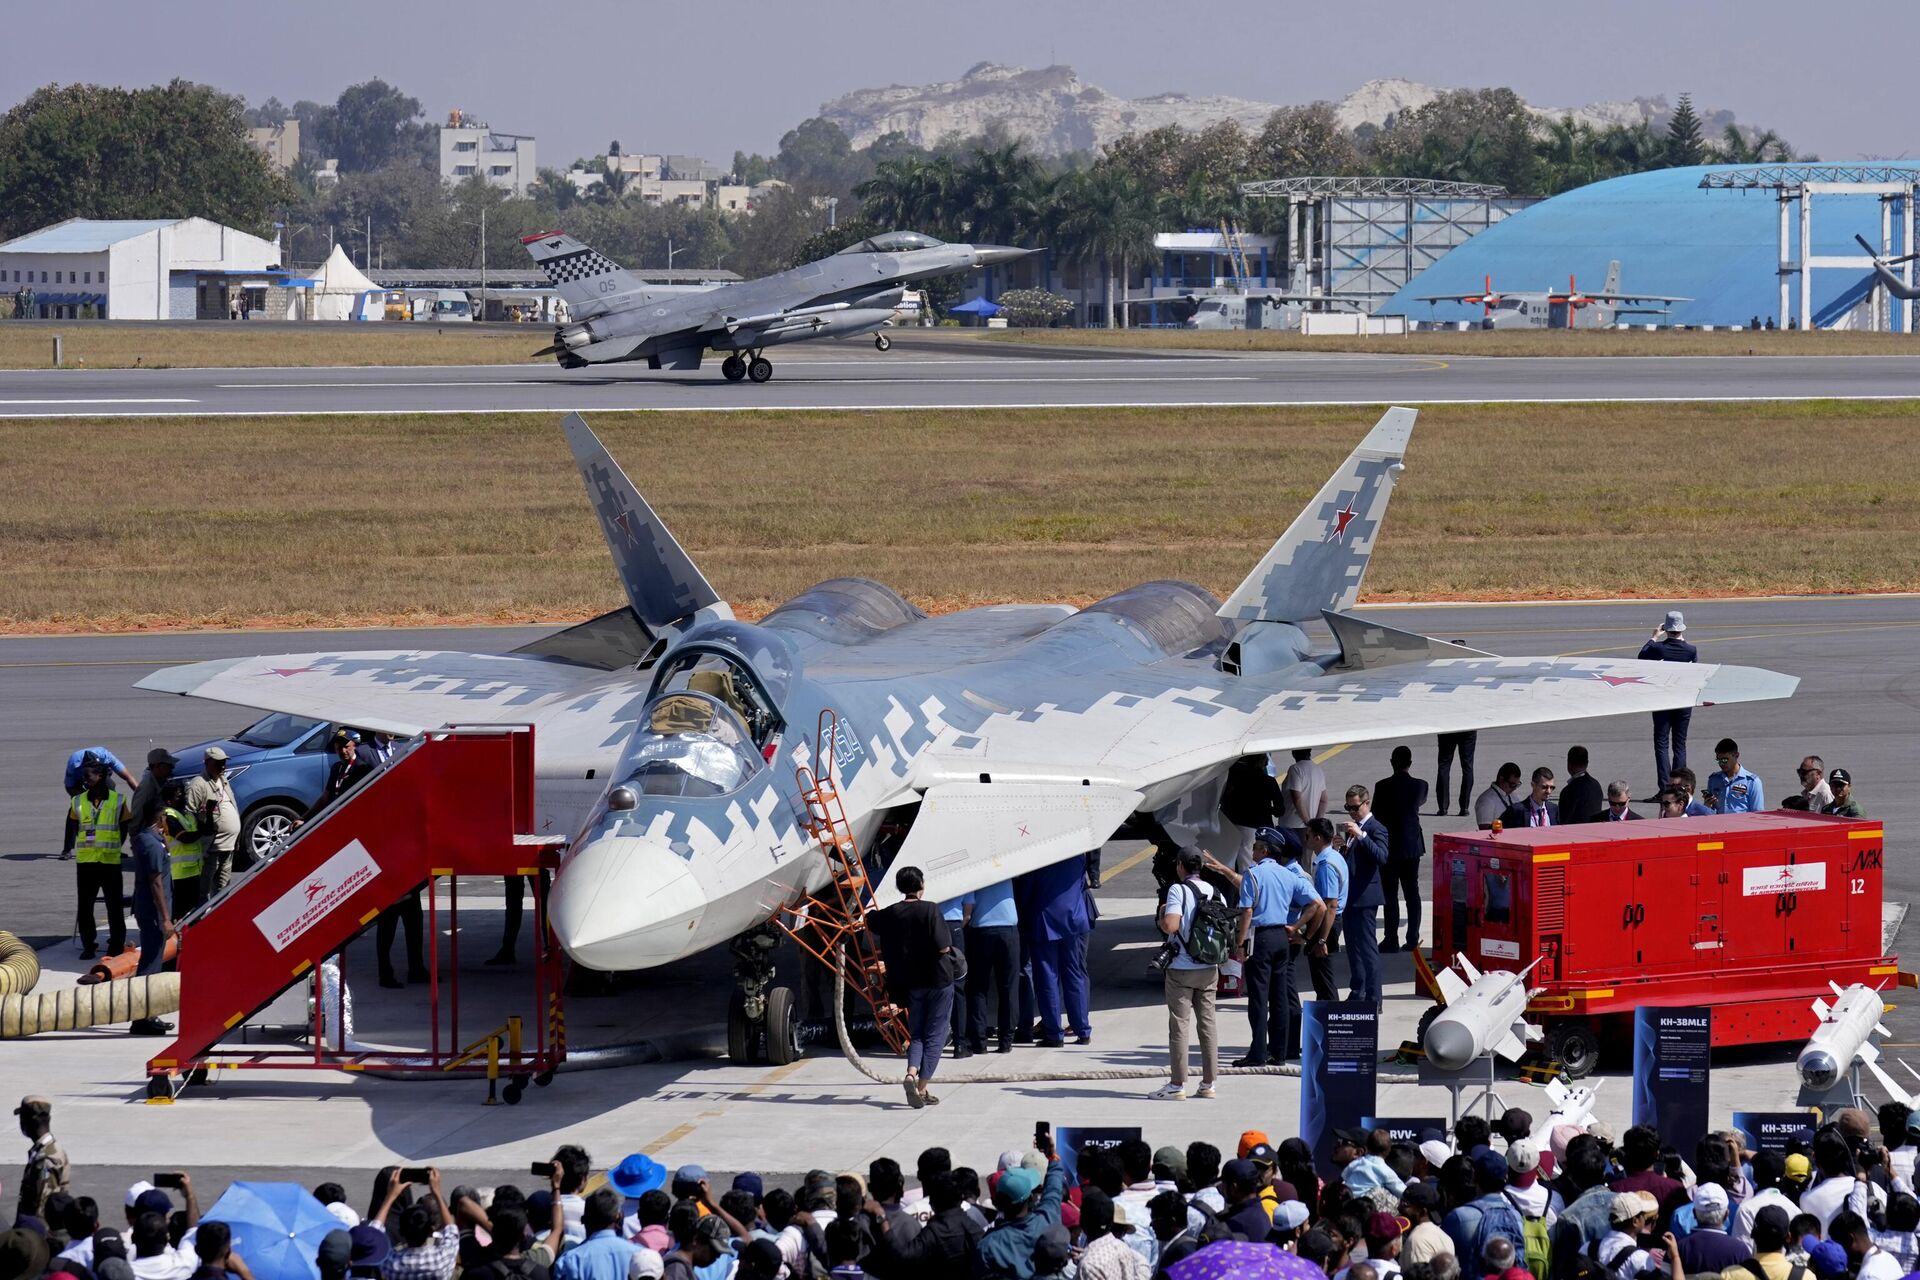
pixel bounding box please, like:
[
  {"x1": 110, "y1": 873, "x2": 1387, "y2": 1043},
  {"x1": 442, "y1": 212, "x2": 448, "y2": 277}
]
[{"x1": 837, "y1": 231, "x2": 946, "y2": 255}]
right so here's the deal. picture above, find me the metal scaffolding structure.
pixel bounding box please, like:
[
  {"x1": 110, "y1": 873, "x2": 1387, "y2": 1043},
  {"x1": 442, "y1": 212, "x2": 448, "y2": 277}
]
[
  {"x1": 1242, "y1": 177, "x2": 1536, "y2": 310},
  {"x1": 1700, "y1": 167, "x2": 1917, "y2": 331}
]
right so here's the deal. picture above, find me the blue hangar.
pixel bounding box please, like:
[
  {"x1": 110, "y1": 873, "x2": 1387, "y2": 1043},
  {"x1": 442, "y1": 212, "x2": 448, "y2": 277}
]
[{"x1": 1382, "y1": 162, "x2": 1920, "y2": 330}]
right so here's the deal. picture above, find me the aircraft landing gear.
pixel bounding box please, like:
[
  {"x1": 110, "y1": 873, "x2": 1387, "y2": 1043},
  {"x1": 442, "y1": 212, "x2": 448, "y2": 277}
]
[
  {"x1": 874, "y1": 333, "x2": 892, "y2": 352},
  {"x1": 728, "y1": 925, "x2": 802, "y2": 1066},
  {"x1": 721, "y1": 355, "x2": 746, "y2": 382},
  {"x1": 746, "y1": 354, "x2": 773, "y2": 383}
]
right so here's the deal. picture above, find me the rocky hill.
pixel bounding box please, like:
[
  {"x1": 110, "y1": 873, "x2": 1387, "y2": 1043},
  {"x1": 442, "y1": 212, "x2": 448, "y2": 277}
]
[{"x1": 820, "y1": 65, "x2": 1749, "y2": 156}]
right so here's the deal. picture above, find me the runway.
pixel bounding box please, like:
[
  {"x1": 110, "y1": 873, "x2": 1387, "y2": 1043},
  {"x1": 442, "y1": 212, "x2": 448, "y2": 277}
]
[{"x1": 3, "y1": 340, "x2": 1920, "y2": 416}]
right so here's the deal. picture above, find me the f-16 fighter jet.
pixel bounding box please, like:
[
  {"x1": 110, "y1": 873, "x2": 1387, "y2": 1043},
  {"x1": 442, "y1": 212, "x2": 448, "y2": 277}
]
[
  {"x1": 138, "y1": 409, "x2": 1796, "y2": 1059},
  {"x1": 523, "y1": 228, "x2": 1029, "y2": 381}
]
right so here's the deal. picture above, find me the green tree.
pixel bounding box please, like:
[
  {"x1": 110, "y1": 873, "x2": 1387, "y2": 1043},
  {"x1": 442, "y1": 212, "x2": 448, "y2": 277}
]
[
  {"x1": 1369, "y1": 87, "x2": 1539, "y2": 193},
  {"x1": 1665, "y1": 94, "x2": 1704, "y2": 168},
  {"x1": 731, "y1": 150, "x2": 774, "y2": 185},
  {"x1": 328, "y1": 79, "x2": 433, "y2": 172},
  {"x1": 773, "y1": 117, "x2": 871, "y2": 200},
  {"x1": 1254, "y1": 102, "x2": 1361, "y2": 177},
  {"x1": 730, "y1": 183, "x2": 833, "y2": 276},
  {"x1": 1052, "y1": 168, "x2": 1157, "y2": 329},
  {"x1": 1717, "y1": 124, "x2": 1793, "y2": 164},
  {"x1": 0, "y1": 80, "x2": 289, "y2": 241}
]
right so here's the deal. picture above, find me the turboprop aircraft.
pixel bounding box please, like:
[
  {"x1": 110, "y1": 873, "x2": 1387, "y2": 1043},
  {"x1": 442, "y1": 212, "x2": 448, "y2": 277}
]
[
  {"x1": 137, "y1": 409, "x2": 1796, "y2": 1061},
  {"x1": 1416, "y1": 260, "x2": 1689, "y2": 329},
  {"x1": 523, "y1": 228, "x2": 1029, "y2": 381}
]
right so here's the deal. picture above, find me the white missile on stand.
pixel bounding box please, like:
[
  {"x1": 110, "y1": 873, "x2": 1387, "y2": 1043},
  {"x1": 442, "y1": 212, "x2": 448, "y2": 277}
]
[
  {"x1": 1423, "y1": 955, "x2": 1546, "y2": 1072},
  {"x1": 1529, "y1": 1077, "x2": 1602, "y2": 1146},
  {"x1": 1797, "y1": 981, "x2": 1904, "y2": 1108}
]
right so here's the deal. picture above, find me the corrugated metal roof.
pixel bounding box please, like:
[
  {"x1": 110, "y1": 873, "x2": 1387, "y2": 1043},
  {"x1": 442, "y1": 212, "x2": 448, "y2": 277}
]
[
  {"x1": 1381, "y1": 163, "x2": 1920, "y2": 329},
  {"x1": 0, "y1": 218, "x2": 183, "y2": 254}
]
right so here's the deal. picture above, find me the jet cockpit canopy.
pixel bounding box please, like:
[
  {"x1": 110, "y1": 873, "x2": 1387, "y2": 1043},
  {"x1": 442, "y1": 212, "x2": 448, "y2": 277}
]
[
  {"x1": 837, "y1": 231, "x2": 946, "y2": 255},
  {"x1": 609, "y1": 692, "x2": 765, "y2": 806}
]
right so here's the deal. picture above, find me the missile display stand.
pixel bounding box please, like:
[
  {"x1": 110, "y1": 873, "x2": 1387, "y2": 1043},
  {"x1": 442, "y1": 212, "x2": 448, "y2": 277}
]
[{"x1": 1418, "y1": 1053, "x2": 1507, "y2": 1129}]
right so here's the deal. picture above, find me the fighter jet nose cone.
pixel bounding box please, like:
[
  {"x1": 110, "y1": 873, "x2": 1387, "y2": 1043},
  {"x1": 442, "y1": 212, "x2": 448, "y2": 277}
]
[
  {"x1": 972, "y1": 245, "x2": 1034, "y2": 267},
  {"x1": 1425, "y1": 1018, "x2": 1477, "y2": 1072},
  {"x1": 551, "y1": 834, "x2": 707, "y2": 970}
]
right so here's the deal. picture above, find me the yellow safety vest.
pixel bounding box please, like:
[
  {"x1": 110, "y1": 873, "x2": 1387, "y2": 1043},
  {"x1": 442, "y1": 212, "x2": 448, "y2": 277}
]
[
  {"x1": 70, "y1": 791, "x2": 124, "y2": 865},
  {"x1": 165, "y1": 807, "x2": 201, "y2": 880}
]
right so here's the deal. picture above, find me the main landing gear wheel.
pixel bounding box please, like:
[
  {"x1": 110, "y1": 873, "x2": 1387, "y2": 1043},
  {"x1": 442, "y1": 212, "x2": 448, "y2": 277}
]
[
  {"x1": 764, "y1": 986, "x2": 802, "y2": 1066},
  {"x1": 747, "y1": 356, "x2": 773, "y2": 383},
  {"x1": 1545, "y1": 1021, "x2": 1601, "y2": 1079},
  {"x1": 721, "y1": 355, "x2": 746, "y2": 382},
  {"x1": 874, "y1": 333, "x2": 892, "y2": 352}
]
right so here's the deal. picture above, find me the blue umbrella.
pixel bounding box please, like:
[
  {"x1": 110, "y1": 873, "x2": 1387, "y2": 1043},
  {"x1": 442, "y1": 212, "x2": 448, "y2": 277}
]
[{"x1": 201, "y1": 1182, "x2": 342, "y2": 1280}]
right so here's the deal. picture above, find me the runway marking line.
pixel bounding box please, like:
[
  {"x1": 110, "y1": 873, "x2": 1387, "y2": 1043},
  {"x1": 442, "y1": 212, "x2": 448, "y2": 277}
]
[
  {"x1": 217, "y1": 375, "x2": 1260, "y2": 389},
  {"x1": 0, "y1": 397, "x2": 197, "y2": 405},
  {"x1": 1554, "y1": 619, "x2": 1920, "y2": 657}
]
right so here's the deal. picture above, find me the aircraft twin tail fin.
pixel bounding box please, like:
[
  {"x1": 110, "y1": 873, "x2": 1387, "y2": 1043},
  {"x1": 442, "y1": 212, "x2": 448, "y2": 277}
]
[
  {"x1": 562, "y1": 414, "x2": 726, "y2": 635},
  {"x1": 1217, "y1": 406, "x2": 1414, "y2": 625},
  {"x1": 1603, "y1": 260, "x2": 1621, "y2": 296},
  {"x1": 523, "y1": 231, "x2": 644, "y2": 321}
]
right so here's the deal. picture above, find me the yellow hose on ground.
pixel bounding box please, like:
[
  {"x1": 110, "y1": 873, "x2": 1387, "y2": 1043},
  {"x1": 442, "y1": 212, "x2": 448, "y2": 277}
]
[
  {"x1": 0, "y1": 931, "x2": 41, "y2": 995},
  {"x1": 0, "y1": 972, "x2": 180, "y2": 1038}
]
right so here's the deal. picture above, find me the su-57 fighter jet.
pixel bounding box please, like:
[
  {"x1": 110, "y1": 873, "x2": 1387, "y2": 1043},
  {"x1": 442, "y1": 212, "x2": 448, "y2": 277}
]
[
  {"x1": 138, "y1": 408, "x2": 1796, "y2": 1060},
  {"x1": 523, "y1": 228, "x2": 1029, "y2": 381}
]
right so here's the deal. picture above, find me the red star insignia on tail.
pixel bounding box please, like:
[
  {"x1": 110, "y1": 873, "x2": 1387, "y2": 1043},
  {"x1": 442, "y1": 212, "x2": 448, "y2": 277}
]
[
  {"x1": 1325, "y1": 499, "x2": 1358, "y2": 542},
  {"x1": 268, "y1": 665, "x2": 318, "y2": 678},
  {"x1": 612, "y1": 511, "x2": 637, "y2": 543}
]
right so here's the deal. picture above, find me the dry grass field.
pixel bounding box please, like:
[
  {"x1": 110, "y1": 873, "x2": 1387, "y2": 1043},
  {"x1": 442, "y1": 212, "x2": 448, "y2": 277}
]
[
  {"x1": 988, "y1": 327, "x2": 1920, "y2": 357},
  {"x1": 0, "y1": 325, "x2": 539, "y2": 369},
  {"x1": 2, "y1": 400, "x2": 1916, "y2": 632}
]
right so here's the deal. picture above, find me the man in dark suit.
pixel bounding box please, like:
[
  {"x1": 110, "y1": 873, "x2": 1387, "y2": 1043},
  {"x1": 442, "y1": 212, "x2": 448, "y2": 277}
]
[
  {"x1": 1499, "y1": 767, "x2": 1560, "y2": 829},
  {"x1": 1371, "y1": 745, "x2": 1428, "y2": 953},
  {"x1": 1558, "y1": 746, "x2": 1605, "y2": 825},
  {"x1": 1337, "y1": 785, "x2": 1390, "y2": 1006},
  {"x1": 1596, "y1": 780, "x2": 1643, "y2": 821},
  {"x1": 1638, "y1": 610, "x2": 1700, "y2": 788},
  {"x1": 1015, "y1": 859, "x2": 1093, "y2": 1046}
]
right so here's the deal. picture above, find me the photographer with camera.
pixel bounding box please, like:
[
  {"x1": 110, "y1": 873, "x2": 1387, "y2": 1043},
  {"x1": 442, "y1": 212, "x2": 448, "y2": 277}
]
[
  {"x1": 370, "y1": 1167, "x2": 458, "y2": 1280},
  {"x1": 1151, "y1": 848, "x2": 1231, "y2": 1101}
]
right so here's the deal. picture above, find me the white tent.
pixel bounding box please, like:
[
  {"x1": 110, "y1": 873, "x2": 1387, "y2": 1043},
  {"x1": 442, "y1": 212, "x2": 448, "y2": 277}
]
[{"x1": 296, "y1": 244, "x2": 381, "y2": 321}]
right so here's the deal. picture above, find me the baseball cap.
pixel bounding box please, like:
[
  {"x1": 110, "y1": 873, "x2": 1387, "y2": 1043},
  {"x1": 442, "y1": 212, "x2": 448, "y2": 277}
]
[
  {"x1": 1152, "y1": 1146, "x2": 1188, "y2": 1181},
  {"x1": 122, "y1": 1182, "x2": 154, "y2": 1208},
  {"x1": 147, "y1": 748, "x2": 177, "y2": 768},
  {"x1": 324, "y1": 1202, "x2": 360, "y2": 1229},
  {"x1": 996, "y1": 1168, "x2": 1040, "y2": 1203},
  {"x1": 691, "y1": 1216, "x2": 730, "y2": 1246},
  {"x1": 347, "y1": 1225, "x2": 391, "y2": 1268},
  {"x1": 1331, "y1": 1127, "x2": 1365, "y2": 1148},
  {"x1": 607, "y1": 1153, "x2": 668, "y2": 1199},
  {"x1": 1506, "y1": 1138, "x2": 1540, "y2": 1174},
  {"x1": 316, "y1": 1230, "x2": 352, "y2": 1271},
  {"x1": 1273, "y1": 1200, "x2": 1312, "y2": 1231},
  {"x1": 1418, "y1": 1139, "x2": 1451, "y2": 1168},
  {"x1": 203, "y1": 746, "x2": 229, "y2": 762},
  {"x1": 132, "y1": 1191, "x2": 172, "y2": 1218},
  {"x1": 998, "y1": 1150, "x2": 1026, "y2": 1173},
  {"x1": 1610, "y1": 1192, "x2": 1647, "y2": 1223},
  {"x1": 628, "y1": 1253, "x2": 664, "y2": 1280},
  {"x1": 1222, "y1": 1159, "x2": 1261, "y2": 1192},
  {"x1": 1400, "y1": 1182, "x2": 1440, "y2": 1209},
  {"x1": 1829, "y1": 767, "x2": 1851, "y2": 785},
  {"x1": 1108, "y1": 1201, "x2": 1138, "y2": 1234},
  {"x1": 1804, "y1": 1238, "x2": 1849, "y2": 1279},
  {"x1": 671, "y1": 1164, "x2": 708, "y2": 1185},
  {"x1": 1691, "y1": 1183, "x2": 1728, "y2": 1214},
  {"x1": 1238, "y1": 1130, "x2": 1271, "y2": 1159},
  {"x1": 1472, "y1": 1150, "x2": 1509, "y2": 1185},
  {"x1": 1367, "y1": 1210, "x2": 1411, "y2": 1240},
  {"x1": 1248, "y1": 1142, "x2": 1278, "y2": 1167},
  {"x1": 1032, "y1": 1226, "x2": 1073, "y2": 1270},
  {"x1": 730, "y1": 1172, "x2": 764, "y2": 1202},
  {"x1": 1784, "y1": 1153, "x2": 1812, "y2": 1180}
]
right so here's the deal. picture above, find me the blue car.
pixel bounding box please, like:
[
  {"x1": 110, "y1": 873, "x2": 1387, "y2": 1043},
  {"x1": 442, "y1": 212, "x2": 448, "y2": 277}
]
[{"x1": 172, "y1": 712, "x2": 376, "y2": 866}]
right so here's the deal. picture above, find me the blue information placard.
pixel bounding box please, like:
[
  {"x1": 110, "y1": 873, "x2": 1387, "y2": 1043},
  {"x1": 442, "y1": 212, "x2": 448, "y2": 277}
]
[
  {"x1": 1633, "y1": 1006, "x2": 1712, "y2": 1158},
  {"x1": 1303, "y1": 1000, "x2": 1380, "y2": 1177},
  {"x1": 1732, "y1": 1111, "x2": 1817, "y2": 1156}
]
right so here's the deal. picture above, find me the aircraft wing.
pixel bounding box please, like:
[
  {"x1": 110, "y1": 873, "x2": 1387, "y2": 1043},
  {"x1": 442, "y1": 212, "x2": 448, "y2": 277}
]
[
  {"x1": 910, "y1": 655, "x2": 1795, "y2": 795},
  {"x1": 135, "y1": 650, "x2": 619, "y2": 738},
  {"x1": 1584, "y1": 293, "x2": 1691, "y2": 304}
]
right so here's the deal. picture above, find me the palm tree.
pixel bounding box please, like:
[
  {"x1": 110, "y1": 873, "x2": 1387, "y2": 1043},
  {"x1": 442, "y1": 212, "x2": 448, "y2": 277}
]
[
  {"x1": 1718, "y1": 124, "x2": 1791, "y2": 165},
  {"x1": 853, "y1": 156, "x2": 922, "y2": 229},
  {"x1": 1054, "y1": 169, "x2": 1158, "y2": 328},
  {"x1": 957, "y1": 143, "x2": 1044, "y2": 244}
]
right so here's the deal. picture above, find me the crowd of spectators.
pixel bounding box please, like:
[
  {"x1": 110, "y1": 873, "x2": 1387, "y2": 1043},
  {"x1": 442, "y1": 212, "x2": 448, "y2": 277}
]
[{"x1": 14, "y1": 1092, "x2": 1920, "y2": 1280}]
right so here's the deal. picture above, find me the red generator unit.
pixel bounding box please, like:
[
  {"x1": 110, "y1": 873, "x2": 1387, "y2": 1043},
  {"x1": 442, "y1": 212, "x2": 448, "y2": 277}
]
[{"x1": 1429, "y1": 811, "x2": 1903, "y2": 1077}]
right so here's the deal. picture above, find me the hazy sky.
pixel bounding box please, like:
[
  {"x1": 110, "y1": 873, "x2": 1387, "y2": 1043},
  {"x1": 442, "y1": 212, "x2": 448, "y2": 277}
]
[{"x1": 4, "y1": 1, "x2": 1914, "y2": 166}]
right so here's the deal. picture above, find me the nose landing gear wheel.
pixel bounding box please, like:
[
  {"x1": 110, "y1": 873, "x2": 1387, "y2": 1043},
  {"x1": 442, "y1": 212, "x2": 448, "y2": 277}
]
[
  {"x1": 747, "y1": 356, "x2": 773, "y2": 383},
  {"x1": 874, "y1": 334, "x2": 891, "y2": 352},
  {"x1": 721, "y1": 355, "x2": 746, "y2": 382},
  {"x1": 764, "y1": 986, "x2": 802, "y2": 1066},
  {"x1": 1545, "y1": 1021, "x2": 1601, "y2": 1079}
]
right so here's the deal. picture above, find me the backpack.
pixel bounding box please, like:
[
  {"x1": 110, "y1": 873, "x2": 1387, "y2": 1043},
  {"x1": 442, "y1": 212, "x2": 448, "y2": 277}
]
[
  {"x1": 1177, "y1": 880, "x2": 1236, "y2": 966},
  {"x1": 1503, "y1": 1190, "x2": 1552, "y2": 1280}
]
